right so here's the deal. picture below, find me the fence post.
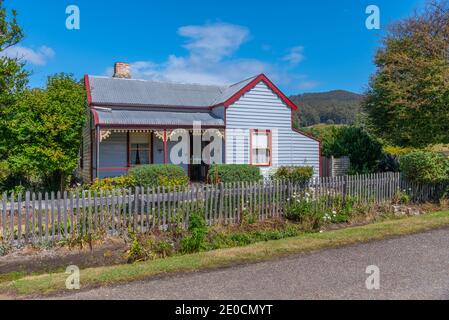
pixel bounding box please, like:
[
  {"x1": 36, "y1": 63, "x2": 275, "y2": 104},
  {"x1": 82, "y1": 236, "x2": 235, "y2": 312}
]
[
  {"x1": 342, "y1": 175, "x2": 348, "y2": 205},
  {"x1": 134, "y1": 187, "x2": 139, "y2": 232},
  {"x1": 218, "y1": 183, "x2": 224, "y2": 223}
]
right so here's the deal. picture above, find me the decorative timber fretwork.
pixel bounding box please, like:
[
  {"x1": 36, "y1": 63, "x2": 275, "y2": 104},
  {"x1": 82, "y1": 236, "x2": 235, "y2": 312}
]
[{"x1": 99, "y1": 130, "x2": 111, "y2": 142}]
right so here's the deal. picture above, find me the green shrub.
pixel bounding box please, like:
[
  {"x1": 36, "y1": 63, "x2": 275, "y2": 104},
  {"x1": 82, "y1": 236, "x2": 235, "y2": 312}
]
[
  {"x1": 126, "y1": 232, "x2": 175, "y2": 263},
  {"x1": 326, "y1": 195, "x2": 355, "y2": 223},
  {"x1": 126, "y1": 231, "x2": 145, "y2": 263},
  {"x1": 128, "y1": 164, "x2": 189, "y2": 188},
  {"x1": 400, "y1": 151, "x2": 449, "y2": 184},
  {"x1": 90, "y1": 176, "x2": 134, "y2": 192},
  {"x1": 272, "y1": 166, "x2": 314, "y2": 184},
  {"x1": 241, "y1": 208, "x2": 257, "y2": 225},
  {"x1": 208, "y1": 164, "x2": 262, "y2": 184},
  {"x1": 285, "y1": 199, "x2": 313, "y2": 222},
  {"x1": 285, "y1": 199, "x2": 323, "y2": 231},
  {"x1": 150, "y1": 239, "x2": 174, "y2": 258},
  {"x1": 304, "y1": 125, "x2": 383, "y2": 173},
  {"x1": 181, "y1": 210, "x2": 208, "y2": 254},
  {"x1": 392, "y1": 191, "x2": 411, "y2": 205}
]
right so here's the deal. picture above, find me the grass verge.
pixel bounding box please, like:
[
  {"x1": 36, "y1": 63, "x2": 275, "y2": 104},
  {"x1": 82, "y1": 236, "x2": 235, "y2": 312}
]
[{"x1": 1, "y1": 210, "x2": 449, "y2": 298}]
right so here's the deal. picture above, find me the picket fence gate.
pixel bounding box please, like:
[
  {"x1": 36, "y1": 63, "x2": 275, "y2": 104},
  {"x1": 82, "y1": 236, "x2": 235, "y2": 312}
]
[{"x1": 0, "y1": 172, "x2": 445, "y2": 246}]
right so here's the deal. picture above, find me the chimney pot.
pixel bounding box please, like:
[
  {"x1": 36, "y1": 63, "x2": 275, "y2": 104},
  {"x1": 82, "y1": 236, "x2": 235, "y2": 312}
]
[{"x1": 113, "y1": 62, "x2": 131, "y2": 79}]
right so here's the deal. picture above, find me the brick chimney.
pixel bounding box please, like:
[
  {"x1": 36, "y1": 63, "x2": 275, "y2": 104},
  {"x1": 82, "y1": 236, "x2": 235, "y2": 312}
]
[{"x1": 113, "y1": 62, "x2": 131, "y2": 79}]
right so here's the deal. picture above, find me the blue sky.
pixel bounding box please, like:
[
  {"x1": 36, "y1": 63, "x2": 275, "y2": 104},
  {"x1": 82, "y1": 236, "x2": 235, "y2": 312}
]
[{"x1": 3, "y1": 0, "x2": 424, "y2": 94}]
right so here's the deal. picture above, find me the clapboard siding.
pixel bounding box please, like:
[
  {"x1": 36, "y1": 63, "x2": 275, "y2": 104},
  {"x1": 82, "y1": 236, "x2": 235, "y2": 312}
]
[
  {"x1": 81, "y1": 112, "x2": 92, "y2": 183},
  {"x1": 99, "y1": 132, "x2": 128, "y2": 167},
  {"x1": 225, "y1": 82, "x2": 320, "y2": 177}
]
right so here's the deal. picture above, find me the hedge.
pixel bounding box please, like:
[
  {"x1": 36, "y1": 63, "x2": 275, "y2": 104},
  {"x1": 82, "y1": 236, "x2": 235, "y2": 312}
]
[
  {"x1": 207, "y1": 164, "x2": 262, "y2": 184},
  {"x1": 128, "y1": 164, "x2": 189, "y2": 188},
  {"x1": 400, "y1": 151, "x2": 449, "y2": 184},
  {"x1": 272, "y1": 166, "x2": 314, "y2": 184}
]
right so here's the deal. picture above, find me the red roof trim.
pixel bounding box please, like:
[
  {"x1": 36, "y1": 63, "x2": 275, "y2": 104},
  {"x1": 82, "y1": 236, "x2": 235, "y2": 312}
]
[
  {"x1": 85, "y1": 74, "x2": 98, "y2": 127},
  {"x1": 84, "y1": 74, "x2": 93, "y2": 106},
  {"x1": 221, "y1": 74, "x2": 298, "y2": 111},
  {"x1": 91, "y1": 109, "x2": 100, "y2": 126}
]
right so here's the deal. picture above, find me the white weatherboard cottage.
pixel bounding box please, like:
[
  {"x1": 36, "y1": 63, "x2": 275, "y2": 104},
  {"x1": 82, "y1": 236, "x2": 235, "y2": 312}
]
[{"x1": 81, "y1": 62, "x2": 321, "y2": 183}]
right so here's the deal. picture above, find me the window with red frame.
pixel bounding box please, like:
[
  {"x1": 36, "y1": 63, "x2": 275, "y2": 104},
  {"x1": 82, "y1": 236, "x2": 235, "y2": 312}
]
[{"x1": 251, "y1": 130, "x2": 271, "y2": 166}]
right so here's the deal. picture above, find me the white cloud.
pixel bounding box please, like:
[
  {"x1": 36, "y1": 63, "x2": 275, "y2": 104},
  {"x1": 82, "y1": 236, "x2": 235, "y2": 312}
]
[
  {"x1": 1, "y1": 45, "x2": 55, "y2": 65},
  {"x1": 129, "y1": 56, "x2": 274, "y2": 86},
  {"x1": 178, "y1": 23, "x2": 249, "y2": 62},
  {"x1": 118, "y1": 23, "x2": 271, "y2": 85},
  {"x1": 282, "y1": 46, "x2": 305, "y2": 65},
  {"x1": 106, "y1": 22, "x2": 316, "y2": 90}
]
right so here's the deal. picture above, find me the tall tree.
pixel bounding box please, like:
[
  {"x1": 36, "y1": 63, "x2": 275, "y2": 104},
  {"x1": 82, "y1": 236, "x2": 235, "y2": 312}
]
[
  {"x1": 363, "y1": 0, "x2": 449, "y2": 147},
  {"x1": 0, "y1": 2, "x2": 28, "y2": 185},
  {"x1": 0, "y1": 2, "x2": 28, "y2": 107},
  {"x1": 7, "y1": 74, "x2": 86, "y2": 191}
]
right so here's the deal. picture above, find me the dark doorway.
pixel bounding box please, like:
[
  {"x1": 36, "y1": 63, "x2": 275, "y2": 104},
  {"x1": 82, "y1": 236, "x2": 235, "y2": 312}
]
[{"x1": 189, "y1": 134, "x2": 209, "y2": 182}]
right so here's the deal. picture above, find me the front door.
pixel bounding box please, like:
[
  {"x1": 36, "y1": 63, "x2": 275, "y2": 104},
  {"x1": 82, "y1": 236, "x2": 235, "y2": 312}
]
[{"x1": 189, "y1": 134, "x2": 209, "y2": 182}]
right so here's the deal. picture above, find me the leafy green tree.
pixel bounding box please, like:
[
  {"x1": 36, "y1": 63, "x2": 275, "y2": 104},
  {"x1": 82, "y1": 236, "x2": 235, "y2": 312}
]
[
  {"x1": 364, "y1": 0, "x2": 449, "y2": 147},
  {"x1": 0, "y1": 3, "x2": 29, "y2": 177},
  {"x1": 6, "y1": 74, "x2": 86, "y2": 191},
  {"x1": 303, "y1": 125, "x2": 383, "y2": 173},
  {"x1": 0, "y1": 3, "x2": 27, "y2": 103}
]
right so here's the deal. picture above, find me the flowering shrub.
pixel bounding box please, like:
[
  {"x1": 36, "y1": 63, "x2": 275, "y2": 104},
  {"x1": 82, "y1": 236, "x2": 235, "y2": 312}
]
[
  {"x1": 285, "y1": 191, "x2": 355, "y2": 228},
  {"x1": 285, "y1": 191, "x2": 323, "y2": 231},
  {"x1": 322, "y1": 211, "x2": 338, "y2": 224},
  {"x1": 90, "y1": 176, "x2": 134, "y2": 192}
]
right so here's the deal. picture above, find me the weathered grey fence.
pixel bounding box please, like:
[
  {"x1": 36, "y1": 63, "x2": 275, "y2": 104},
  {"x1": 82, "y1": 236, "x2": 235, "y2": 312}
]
[
  {"x1": 0, "y1": 172, "x2": 445, "y2": 246},
  {"x1": 321, "y1": 156, "x2": 351, "y2": 177}
]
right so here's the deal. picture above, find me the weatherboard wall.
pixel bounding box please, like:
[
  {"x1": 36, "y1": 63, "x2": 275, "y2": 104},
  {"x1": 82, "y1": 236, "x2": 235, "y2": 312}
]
[{"x1": 225, "y1": 81, "x2": 320, "y2": 177}]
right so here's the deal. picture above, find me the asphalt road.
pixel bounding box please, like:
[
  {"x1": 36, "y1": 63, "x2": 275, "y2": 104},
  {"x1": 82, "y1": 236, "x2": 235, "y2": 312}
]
[{"x1": 55, "y1": 228, "x2": 449, "y2": 300}]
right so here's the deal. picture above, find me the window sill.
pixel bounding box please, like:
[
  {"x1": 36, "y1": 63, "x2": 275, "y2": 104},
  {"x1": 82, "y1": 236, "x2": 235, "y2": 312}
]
[{"x1": 251, "y1": 163, "x2": 271, "y2": 167}]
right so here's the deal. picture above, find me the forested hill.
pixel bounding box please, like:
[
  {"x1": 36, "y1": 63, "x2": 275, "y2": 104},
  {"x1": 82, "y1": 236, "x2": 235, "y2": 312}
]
[{"x1": 290, "y1": 90, "x2": 363, "y2": 127}]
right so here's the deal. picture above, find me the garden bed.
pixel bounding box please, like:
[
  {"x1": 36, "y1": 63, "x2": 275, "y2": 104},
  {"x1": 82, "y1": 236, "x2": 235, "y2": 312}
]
[{"x1": 1, "y1": 201, "x2": 445, "y2": 276}]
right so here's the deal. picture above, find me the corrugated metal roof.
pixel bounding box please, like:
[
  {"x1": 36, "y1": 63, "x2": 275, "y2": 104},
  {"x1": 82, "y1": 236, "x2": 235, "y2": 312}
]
[
  {"x1": 211, "y1": 76, "x2": 257, "y2": 105},
  {"x1": 88, "y1": 75, "x2": 258, "y2": 108},
  {"x1": 94, "y1": 108, "x2": 224, "y2": 127}
]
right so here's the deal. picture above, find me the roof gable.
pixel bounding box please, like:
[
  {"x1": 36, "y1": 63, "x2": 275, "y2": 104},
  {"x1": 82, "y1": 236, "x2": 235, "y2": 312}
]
[{"x1": 219, "y1": 74, "x2": 298, "y2": 111}]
